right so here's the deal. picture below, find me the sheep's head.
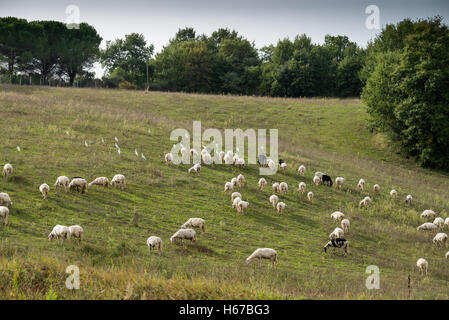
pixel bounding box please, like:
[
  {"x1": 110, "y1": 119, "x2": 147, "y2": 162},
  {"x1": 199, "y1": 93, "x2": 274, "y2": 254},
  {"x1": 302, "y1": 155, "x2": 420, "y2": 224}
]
[
  {"x1": 245, "y1": 257, "x2": 251, "y2": 264},
  {"x1": 48, "y1": 233, "x2": 54, "y2": 241}
]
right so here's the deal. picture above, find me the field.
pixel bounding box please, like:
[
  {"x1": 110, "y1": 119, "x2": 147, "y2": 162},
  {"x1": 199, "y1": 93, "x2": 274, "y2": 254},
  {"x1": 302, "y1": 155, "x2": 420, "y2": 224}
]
[{"x1": 0, "y1": 84, "x2": 449, "y2": 300}]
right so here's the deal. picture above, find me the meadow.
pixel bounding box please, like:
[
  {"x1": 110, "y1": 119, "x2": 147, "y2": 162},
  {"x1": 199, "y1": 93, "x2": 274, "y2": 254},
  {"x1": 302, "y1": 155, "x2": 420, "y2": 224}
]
[{"x1": 0, "y1": 84, "x2": 449, "y2": 299}]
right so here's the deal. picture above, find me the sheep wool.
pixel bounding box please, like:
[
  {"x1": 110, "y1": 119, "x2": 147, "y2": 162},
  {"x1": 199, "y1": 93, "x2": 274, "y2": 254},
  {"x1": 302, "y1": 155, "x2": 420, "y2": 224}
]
[
  {"x1": 0, "y1": 192, "x2": 12, "y2": 207},
  {"x1": 331, "y1": 211, "x2": 345, "y2": 221},
  {"x1": 269, "y1": 194, "x2": 279, "y2": 208},
  {"x1": 416, "y1": 258, "x2": 428, "y2": 275},
  {"x1": 276, "y1": 202, "x2": 286, "y2": 215},
  {"x1": 39, "y1": 184, "x2": 50, "y2": 199},
  {"x1": 147, "y1": 236, "x2": 162, "y2": 254},
  {"x1": 246, "y1": 248, "x2": 278, "y2": 266},
  {"x1": 170, "y1": 228, "x2": 196, "y2": 243},
  {"x1": 54, "y1": 176, "x2": 70, "y2": 191},
  {"x1": 298, "y1": 165, "x2": 306, "y2": 176},
  {"x1": 298, "y1": 182, "x2": 306, "y2": 194},
  {"x1": 3, "y1": 163, "x2": 13, "y2": 178},
  {"x1": 307, "y1": 191, "x2": 314, "y2": 202},
  {"x1": 258, "y1": 178, "x2": 267, "y2": 191},
  {"x1": 182, "y1": 218, "x2": 205, "y2": 233},
  {"x1": 0, "y1": 206, "x2": 9, "y2": 225}
]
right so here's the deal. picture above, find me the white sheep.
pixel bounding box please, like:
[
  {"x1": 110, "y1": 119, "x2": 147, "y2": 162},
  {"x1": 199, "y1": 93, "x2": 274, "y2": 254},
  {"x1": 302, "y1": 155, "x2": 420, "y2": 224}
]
[
  {"x1": 232, "y1": 154, "x2": 240, "y2": 164},
  {"x1": 421, "y1": 210, "x2": 436, "y2": 220},
  {"x1": 307, "y1": 191, "x2": 314, "y2": 202},
  {"x1": 237, "y1": 174, "x2": 245, "y2": 188},
  {"x1": 237, "y1": 200, "x2": 249, "y2": 214},
  {"x1": 182, "y1": 218, "x2": 205, "y2": 233},
  {"x1": 267, "y1": 159, "x2": 275, "y2": 171},
  {"x1": 147, "y1": 236, "x2": 162, "y2": 254},
  {"x1": 269, "y1": 194, "x2": 279, "y2": 208},
  {"x1": 329, "y1": 227, "x2": 345, "y2": 240},
  {"x1": 232, "y1": 197, "x2": 242, "y2": 209},
  {"x1": 165, "y1": 153, "x2": 174, "y2": 165},
  {"x1": 272, "y1": 182, "x2": 280, "y2": 194},
  {"x1": 276, "y1": 202, "x2": 286, "y2": 215},
  {"x1": 433, "y1": 217, "x2": 445, "y2": 229},
  {"x1": 54, "y1": 176, "x2": 70, "y2": 191},
  {"x1": 390, "y1": 189, "x2": 398, "y2": 198},
  {"x1": 69, "y1": 178, "x2": 88, "y2": 194},
  {"x1": 298, "y1": 182, "x2": 306, "y2": 194},
  {"x1": 417, "y1": 222, "x2": 438, "y2": 232},
  {"x1": 180, "y1": 147, "x2": 188, "y2": 160},
  {"x1": 446, "y1": 251, "x2": 449, "y2": 259},
  {"x1": 111, "y1": 174, "x2": 126, "y2": 189},
  {"x1": 246, "y1": 248, "x2": 278, "y2": 266},
  {"x1": 331, "y1": 211, "x2": 345, "y2": 222},
  {"x1": 188, "y1": 163, "x2": 201, "y2": 176},
  {"x1": 224, "y1": 181, "x2": 233, "y2": 192},
  {"x1": 373, "y1": 184, "x2": 380, "y2": 193},
  {"x1": 230, "y1": 177, "x2": 238, "y2": 188},
  {"x1": 88, "y1": 177, "x2": 109, "y2": 189},
  {"x1": 39, "y1": 184, "x2": 50, "y2": 199},
  {"x1": 357, "y1": 178, "x2": 365, "y2": 191},
  {"x1": 0, "y1": 192, "x2": 12, "y2": 207},
  {"x1": 190, "y1": 148, "x2": 199, "y2": 160},
  {"x1": 341, "y1": 219, "x2": 350, "y2": 234},
  {"x1": 258, "y1": 178, "x2": 267, "y2": 191},
  {"x1": 279, "y1": 182, "x2": 288, "y2": 194},
  {"x1": 223, "y1": 153, "x2": 233, "y2": 165},
  {"x1": 218, "y1": 151, "x2": 225, "y2": 162},
  {"x1": 298, "y1": 165, "x2": 306, "y2": 176},
  {"x1": 0, "y1": 206, "x2": 9, "y2": 225},
  {"x1": 335, "y1": 177, "x2": 345, "y2": 189},
  {"x1": 359, "y1": 196, "x2": 372, "y2": 208},
  {"x1": 405, "y1": 194, "x2": 413, "y2": 204},
  {"x1": 202, "y1": 152, "x2": 212, "y2": 165},
  {"x1": 313, "y1": 175, "x2": 320, "y2": 186},
  {"x1": 69, "y1": 225, "x2": 83, "y2": 243},
  {"x1": 280, "y1": 162, "x2": 287, "y2": 173},
  {"x1": 235, "y1": 158, "x2": 245, "y2": 168},
  {"x1": 416, "y1": 258, "x2": 428, "y2": 275},
  {"x1": 48, "y1": 225, "x2": 70, "y2": 241},
  {"x1": 433, "y1": 233, "x2": 448, "y2": 246},
  {"x1": 445, "y1": 218, "x2": 449, "y2": 230},
  {"x1": 3, "y1": 163, "x2": 13, "y2": 178},
  {"x1": 231, "y1": 192, "x2": 242, "y2": 202},
  {"x1": 170, "y1": 228, "x2": 196, "y2": 243},
  {"x1": 314, "y1": 172, "x2": 324, "y2": 180}
]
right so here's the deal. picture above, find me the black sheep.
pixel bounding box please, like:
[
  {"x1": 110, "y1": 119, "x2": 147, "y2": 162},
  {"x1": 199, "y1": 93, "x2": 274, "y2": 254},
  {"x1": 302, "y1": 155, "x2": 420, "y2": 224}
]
[{"x1": 322, "y1": 174, "x2": 333, "y2": 187}]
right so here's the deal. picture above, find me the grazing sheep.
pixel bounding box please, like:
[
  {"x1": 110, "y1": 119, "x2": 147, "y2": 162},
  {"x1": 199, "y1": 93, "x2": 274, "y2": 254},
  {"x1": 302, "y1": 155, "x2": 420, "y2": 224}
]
[
  {"x1": 188, "y1": 163, "x2": 201, "y2": 176},
  {"x1": 279, "y1": 182, "x2": 288, "y2": 194},
  {"x1": 257, "y1": 155, "x2": 268, "y2": 167},
  {"x1": 405, "y1": 194, "x2": 413, "y2": 204},
  {"x1": 39, "y1": 184, "x2": 50, "y2": 199},
  {"x1": 230, "y1": 178, "x2": 238, "y2": 189},
  {"x1": 329, "y1": 227, "x2": 345, "y2": 240},
  {"x1": 307, "y1": 191, "x2": 314, "y2": 202},
  {"x1": 223, "y1": 153, "x2": 233, "y2": 165},
  {"x1": 170, "y1": 228, "x2": 196, "y2": 243},
  {"x1": 390, "y1": 189, "x2": 398, "y2": 198},
  {"x1": 433, "y1": 233, "x2": 448, "y2": 246},
  {"x1": 324, "y1": 238, "x2": 349, "y2": 255},
  {"x1": 445, "y1": 218, "x2": 449, "y2": 230},
  {"x1": 190, "y1": 148, "x2": 199, "y2": 159},
  {"x1": 218, "y1": 150, "x2": 225, "y2": 162},
  {"x1": 298, "y1": 165, "x2": 306, "y2": 176},
  {"x1": 258, "y1": 178, "x2": 267, "y2": 191},
  {"x1": 0, "y1": 206, "x2": 9, "y2": 225},
  {"x1": 232, "y1": 154, "x2": 240, "y2": 164},
  {"x1": 48, "y1": 225, "x2": 70, "y2": 241},
  {"x1": 313, "y1": 175, "x2": 320, "y2": 186},
  {"x1": 237, "y1": 174, "x2": 245, "y2": 188},
  {"x1": 421, "y1": 210, "x2": 437, "y2": 220},
  {"x1": 267, "y1": 159, "x2": 275, "y2": 171},
  {"x1": 54, "y1": 176, "x2": 70, "y2": 191},
  {"x1": 315, "y1": 172, "x2": 324, "y2": 180},
  {"x1": 0, "y1": 192, "x2": 12, "y2": 207},
  {"x1": 269, "y1": 194, "x2": 279, "y2": 208},
  {"x1": 276, "y1": 202, "x2": 286, "y2": 215},
  {"x1": 280, "y1": 162, "x2": 287, "y2": 173},
  {"x1": 331, "y1": 211, "x2": 345, "y2": 222},
  {"x1": 68, "y1": 225, "x2": 83, "y2": 243},
  {"x1": 180, "y1": 147, "x2": 188, "y2": 160},
  {"x1": 165, "y1": 153, "x2": 174, "y2": 164},
  {"x1": 359, "y1": 196, "x2": 372, "y2": 209},
  {"x1": 231, "y1": 192, "x2": 242, "y2": 202},
  {"x1": 147, "y1": 236, "x2": 162, "y2": 254},
  {"x1": 246, "y1": 248, "x2": 278, "y2": 266},
  {"x1": 69, "y1": 178, "x2": 87, "y2": 194},
  {"x1": 182, "y1": 218, "x2": 205, "y2": 233},
  {"x1": 373, "y1": 184, "x2": 380, "y2": 193},
  {"x1": 88, "y1": 177, "x2": 109, "y2": 189},
  {"x1": 202, "y1": 152, "x2": 212, "y2": 165},
  {"x1": 237, "y1": 200, "x2": 249, "y2": 214},
  {"x1": 434, "y1": 217, "x2": 445, "y2": 229},
  {"x1": 272, "y1": 182, "x2": 280, "y2": 194},
  {"x1": 417, "y1": 222, "x2": 438, "y2": 232},
  {"x1": 341, "y1": 219, "x2": 350, "y2": 234},
  {"x1": 335, "y1": 177, "x2": 345, "y2": 189},
  {"x1": 111, "y1": 174, "x2": 126, "y2": 189},
  {"x1": 416, "y1": 258, "x2": 428, "y2": 275},
  {"x1": 322, "y1": 175, "x2": 333, "y2": 187},
  {"x1": 3, "y1": 163, "x2": 13, "y2": 178},
  {"x1": 224, "y1": 182, "x2": 233, "y2": 192},
  {"x1": 235, "y1": 158, "x2": 245, "y2": 168},
  {"x1": 298, "y1": 182, "x2": 306, "y2": 194},
  {"x1": 232, "y1": 197, "x2": 242, "y2": 209},
  {"x1": 357, "y1": 179, "x2": 365, "y2": 191}
]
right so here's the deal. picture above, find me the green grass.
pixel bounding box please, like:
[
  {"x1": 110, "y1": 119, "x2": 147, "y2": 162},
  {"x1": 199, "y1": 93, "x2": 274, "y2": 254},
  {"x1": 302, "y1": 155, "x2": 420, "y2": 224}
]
[{"x1": 0, "y1": 84, "x2": 449, "y2": 299}]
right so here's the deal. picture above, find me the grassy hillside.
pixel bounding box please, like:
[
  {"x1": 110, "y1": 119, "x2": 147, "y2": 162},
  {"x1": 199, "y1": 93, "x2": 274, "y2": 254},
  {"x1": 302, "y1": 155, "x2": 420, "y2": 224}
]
[{"x1": 0, "y1": 84, "x2": 449, "y2": 300}]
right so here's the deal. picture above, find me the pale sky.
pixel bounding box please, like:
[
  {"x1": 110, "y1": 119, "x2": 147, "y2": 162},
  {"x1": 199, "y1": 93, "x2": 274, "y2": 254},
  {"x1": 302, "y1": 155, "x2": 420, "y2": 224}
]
[{"x1": 1, "y1": 0, "x2": 448, "y2": 77}]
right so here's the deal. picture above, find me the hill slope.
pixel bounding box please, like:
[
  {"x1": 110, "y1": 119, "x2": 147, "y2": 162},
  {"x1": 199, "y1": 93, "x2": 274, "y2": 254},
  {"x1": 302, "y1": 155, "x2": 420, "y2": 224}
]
[{"x1": 1, "y1": 85, "x2": 449, "y2": 299}]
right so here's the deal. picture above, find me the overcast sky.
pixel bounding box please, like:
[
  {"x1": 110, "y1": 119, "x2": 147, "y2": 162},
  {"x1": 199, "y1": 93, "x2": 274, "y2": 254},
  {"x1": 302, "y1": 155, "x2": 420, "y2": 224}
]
[{"x1": 2, "y1": 0, "x2": 448, "y2": 77}]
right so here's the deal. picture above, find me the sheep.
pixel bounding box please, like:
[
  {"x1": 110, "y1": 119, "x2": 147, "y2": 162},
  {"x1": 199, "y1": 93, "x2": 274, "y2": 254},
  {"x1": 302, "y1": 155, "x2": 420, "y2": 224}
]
[
  {"x1": 218, "y1": 150, "x2": 225, "y2": 162},
  {"x1": 88, "y1": 177, "x2": 109, "y2": 189},
  {"x1": 335, "y1": 177, "x2": 345, "y2": 189},
  {"x1": 0, "y1": 206, "x2": 9, "y2": 225},
  {"x1": 298, "y1": 182, "x2": 306, "y2": 194},
  {"x1": 331, "y1": 211, "x2": 345, "y2": 222},
  {"x1": 258, "y1": 178, "x2": 267, "y2": 191},
  {"x1": 405, "y1": 194, "x2": 413, "y2": 204},
  {"x1": 324, "y1": 238, "x2": 349, "y2": 255},
  {"x1": 341, "y1": 219, "x2": 350, "y2": 234},
  {"x1": 39, "y1": 183, "x2": 50, "y2": 199},
  {"x1": 68, "y1": 178, "x2": 87, "y2": 194},
  {"x1": 269, "y1": 194, "x2": 279, "y2": 208},
  {"x1": 272, "y1": 182, "x2": 280, "y2": 194},
  {"x1": 329, "y1": 227, "x2": 345, "y2": 240},
  {"x1": 417, "y1": 222, "x2": 438, "y2": 232},
  {"x1": 68, "y1": 225, "x2": 83, "y2": 243},
  {"x1": 313, "y1": 175, "x2": 321, "y2": 186},
  {"x1": 390, "y1": 189, "x2": 398, "y2": 198},
  {"x1": 48, "y1": 225, "x2": 70, "y2": 241},
  {"x1": 188, "y1": 163, "x2": 201, "y2": 176},
  {"x1": 111, "y1": 174, "x2": 126, "y2": 189},
  {"x1": 3, "y1": 163, "x2": 13, "y2": 178},
  {"x1": 235, "y1": 158, "x2": 245, "y2": 168},
  {"x1": 445, "y1": 218, "x2": 449, "y2": 230},
  {"x1": 416, "y1": 258, "x2": 428, "y2": 275},
  {"x1": 0, "y1": 192, "x2": 12, "y2": 207},
  {"x1": 237, "y1": 200, "x2": 249, "y2": 214},
  {"x1": 267, "y1": 159, "x2": 275, "y2": 171},
  {"x1": 231, "y1": 192, "x2": 242, "y2": 202},
  {"x1": 421, "y1": 210, "x2": 437, "y2": 220},
  {"x1": 237, "y1": 174, "x2": 245, "y2": 188},
  {"x1": 182, "y1": 218, "x2": 205, "y2": 233},
  {"x1": 202, "y1": 152, "x2": 212, "y2": 165},
  {"x1": 54, "y1": 176, "x2": 70, "y2": 191},
  {"x1": 307, "y1": 191, "x2": 314, "y2": 202},
  {"x1": 224, "y1": 182, "x2": 233, "y2": 192},
  {"x1": 276, "y1": 202, "x2": 286, "y2": 215},
  {"x1": 280, "y1": 162, "x2": 287, "y2": 173},
  {"x1": 246, "y1": 248, "x2": 278, "y2": 266},
  {"x1": 223, "y1": 153, "x2": 233, "y2": 165},
  {"x1": 147, "y1": 236, "x2": 162, "y2": 254},
  {"x1": 232, "y1": 197, "x2": 242, "y2": 209},
  {"x1": 180, "y1": 147, "x2": 188, "y2": 160},
  {"x1": 433, "y1": 217, "x2": 445, "y2": 229},
  {"x1": 232, "y1": 154, "x2": 240, "y2": 164},
  {"x1": 446, "y1": 251, "x2": 449, "y2": 259},
  {"x1": 359, "y1": 196, "x2": 372, "y2": 209},
  {"x1": 165, "y1": 153, "x2": 174, "y2": 165},
  {"x1": 170, "y1": 228, "x2": 196, "y2": 243},
  {"x1": 279, "y1": 182, "x2": 288, "y2": 194},
  {"x1": 298, "y1": 165, "x2": 306, "y2": 176},
  {"x1": 357, "y1": 178, "x2": 365, "y2": 191},
  {"x1": 433, "y1": 233, "x2": 448, "y2": 246},
  {"x1": 373, "y1": 184, "x2": 380, "y2": 193},
  {"x1": 322, "y1": 175, "x2": 333, "y2": 187},
  {"x1": 315, "y1": 172, "x2": 324, "y2": 180},
  {"x1": 190, "y1": 148, "x2": 199, "y2": 160},
  {"x1": 230, "y1": 177, "x2": 238, "y2": 188}
]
